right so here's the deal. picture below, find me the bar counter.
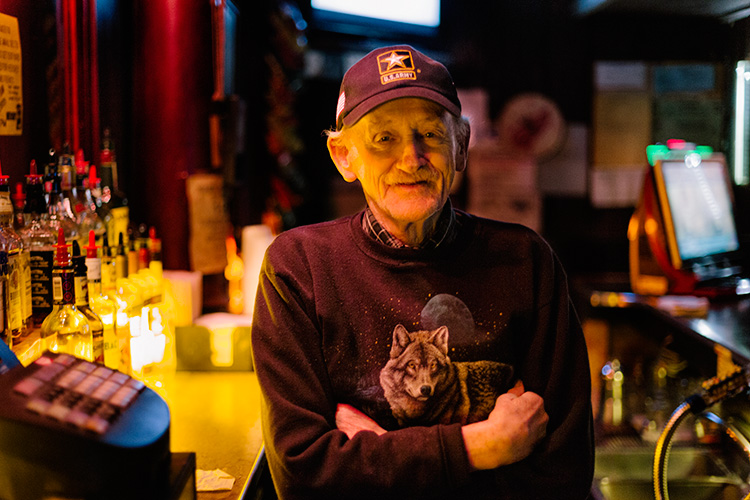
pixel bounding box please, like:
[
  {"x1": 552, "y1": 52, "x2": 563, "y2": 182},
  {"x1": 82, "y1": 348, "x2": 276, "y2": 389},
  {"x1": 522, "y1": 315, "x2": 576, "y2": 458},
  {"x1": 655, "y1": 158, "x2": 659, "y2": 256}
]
[
  {"x1": 9, "y1": 331, "x2": 265, "y2": 500},
  {"x1": 153, "y1": 371, "x2": 264, "y2": 500},
  {"x1": 587, "y1": 290, "x2": 750, "y2": 366}
]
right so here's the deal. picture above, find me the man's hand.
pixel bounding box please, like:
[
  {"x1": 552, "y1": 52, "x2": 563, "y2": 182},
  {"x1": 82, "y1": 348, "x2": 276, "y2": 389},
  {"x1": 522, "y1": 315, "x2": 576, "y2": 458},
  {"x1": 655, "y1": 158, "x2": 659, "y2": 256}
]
[
  {"x1": 336, "y1": 404, "x2": 386, "y2": 438},
  {"x1": 462, "y1": 380, "x2": 548, "y2": 470}
]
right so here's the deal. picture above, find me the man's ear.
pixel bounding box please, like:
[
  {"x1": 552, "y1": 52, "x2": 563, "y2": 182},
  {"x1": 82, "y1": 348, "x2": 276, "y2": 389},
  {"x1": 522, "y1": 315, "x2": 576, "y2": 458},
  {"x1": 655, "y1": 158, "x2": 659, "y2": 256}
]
[
  {"x1": 455, "y1": 118, "x2": 470, "y2": 173},
  {"x1": 327, "y1": 134, "x2": 358, "y2": 183}
]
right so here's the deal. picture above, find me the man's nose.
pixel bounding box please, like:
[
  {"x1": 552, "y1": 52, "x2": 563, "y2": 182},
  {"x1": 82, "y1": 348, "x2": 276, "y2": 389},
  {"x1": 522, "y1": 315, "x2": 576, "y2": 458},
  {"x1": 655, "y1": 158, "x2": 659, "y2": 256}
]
[{"x1": 398, "y1": 139, "x2": 424, "y2": 172}]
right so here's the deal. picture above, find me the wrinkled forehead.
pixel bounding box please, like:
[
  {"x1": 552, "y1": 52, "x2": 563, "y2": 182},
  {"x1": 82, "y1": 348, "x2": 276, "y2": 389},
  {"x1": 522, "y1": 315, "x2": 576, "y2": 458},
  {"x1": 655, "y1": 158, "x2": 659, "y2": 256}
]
[{"x1": 359, "y1": 98, "x2": 453, "y2": 130}]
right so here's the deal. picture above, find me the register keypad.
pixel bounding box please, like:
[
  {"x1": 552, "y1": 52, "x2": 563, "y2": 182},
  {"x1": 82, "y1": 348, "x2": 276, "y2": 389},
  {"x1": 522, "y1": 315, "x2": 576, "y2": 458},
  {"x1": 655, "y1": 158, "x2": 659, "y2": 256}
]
[{"x1": 12, "y1": 353, "x2": 146, "y2": 435}]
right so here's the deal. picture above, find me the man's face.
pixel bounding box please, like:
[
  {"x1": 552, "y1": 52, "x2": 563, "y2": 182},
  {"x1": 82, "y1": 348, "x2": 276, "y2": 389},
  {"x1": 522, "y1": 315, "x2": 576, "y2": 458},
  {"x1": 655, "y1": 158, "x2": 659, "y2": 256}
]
[{"x1": 340, "y1": 98, "x2": 459, "y2": 229}]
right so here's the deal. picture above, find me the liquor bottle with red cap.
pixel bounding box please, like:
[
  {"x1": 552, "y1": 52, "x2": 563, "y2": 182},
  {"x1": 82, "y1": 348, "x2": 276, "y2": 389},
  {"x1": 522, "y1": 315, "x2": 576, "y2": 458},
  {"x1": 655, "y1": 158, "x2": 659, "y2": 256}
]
[
  {"x1": 71, "y1": 239, "x2": 104, "y2": 363},
  {"x1": 0, "y1": 160, "x2": 32, "y2": 340},
  {"x1": 84, "y1": 230, "x2": 121, "y2": 370},
  {"x1": 19, "y1": 160, "x2": 57, "y2": 327},
  {"x1": 40, "y1": 227, "x2": 94, "y2": 361}
]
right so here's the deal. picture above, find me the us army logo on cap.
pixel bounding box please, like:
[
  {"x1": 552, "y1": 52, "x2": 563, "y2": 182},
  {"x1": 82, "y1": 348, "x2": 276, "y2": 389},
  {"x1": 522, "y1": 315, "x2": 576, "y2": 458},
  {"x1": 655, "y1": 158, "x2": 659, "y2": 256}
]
[{"x1": 377, "y1": 49, "x2": 416, "y2": 85}]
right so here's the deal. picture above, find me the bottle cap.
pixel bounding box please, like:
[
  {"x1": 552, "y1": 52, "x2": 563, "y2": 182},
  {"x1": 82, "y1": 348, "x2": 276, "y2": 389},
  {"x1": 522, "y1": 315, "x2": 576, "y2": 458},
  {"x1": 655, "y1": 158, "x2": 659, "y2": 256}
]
[
  {"x1": 26, "y1": 160, "x2": 43, "y2": 183},
  {"x1": 75, "y1": 149, "x2": 89, "y2": 176},
  {"x1": 88, "y1": 165, "x2": 100, "y2": 187},
  {"x1": 54, "y1": 227, "x2": 71, "y2": 268},
  {"x1": 85, "y1": 230, "x2": 98, "y2": 258}
]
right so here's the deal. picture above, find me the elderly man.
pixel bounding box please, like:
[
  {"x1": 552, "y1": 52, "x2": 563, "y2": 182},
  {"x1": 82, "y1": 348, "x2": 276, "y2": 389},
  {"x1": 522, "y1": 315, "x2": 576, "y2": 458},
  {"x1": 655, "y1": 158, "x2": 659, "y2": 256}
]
[{"x1": 251, "y1": 45, "x2": 594, "y2": 499}]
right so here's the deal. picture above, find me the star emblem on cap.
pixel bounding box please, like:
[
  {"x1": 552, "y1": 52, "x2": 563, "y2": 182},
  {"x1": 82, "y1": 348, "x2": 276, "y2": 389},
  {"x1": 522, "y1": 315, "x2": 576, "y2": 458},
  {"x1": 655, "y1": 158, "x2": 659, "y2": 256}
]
[{"x1": 382, "y1": 51, "x2": 409, "y2": 71}]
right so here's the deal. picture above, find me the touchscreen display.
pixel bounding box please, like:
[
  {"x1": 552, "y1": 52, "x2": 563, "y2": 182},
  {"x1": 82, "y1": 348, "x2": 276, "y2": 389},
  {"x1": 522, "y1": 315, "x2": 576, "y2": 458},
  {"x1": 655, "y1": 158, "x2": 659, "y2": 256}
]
[{"x1": 660, "y1": 156, "x2": 739, "y2": 262}]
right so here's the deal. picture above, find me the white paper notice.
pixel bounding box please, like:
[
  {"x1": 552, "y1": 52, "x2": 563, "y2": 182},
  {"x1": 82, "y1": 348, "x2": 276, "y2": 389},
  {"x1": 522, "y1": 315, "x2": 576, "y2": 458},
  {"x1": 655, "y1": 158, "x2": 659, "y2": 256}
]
[{"x1": 0, "y1": 13, "x2": 22, "y2": 135}]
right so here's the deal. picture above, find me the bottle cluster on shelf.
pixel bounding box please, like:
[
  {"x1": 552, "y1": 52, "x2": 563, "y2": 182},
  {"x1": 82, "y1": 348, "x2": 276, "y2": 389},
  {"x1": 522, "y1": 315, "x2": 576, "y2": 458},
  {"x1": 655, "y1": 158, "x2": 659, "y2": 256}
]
[{"x1": 0, "y1": 131, "x2": 174, "y2": 382}]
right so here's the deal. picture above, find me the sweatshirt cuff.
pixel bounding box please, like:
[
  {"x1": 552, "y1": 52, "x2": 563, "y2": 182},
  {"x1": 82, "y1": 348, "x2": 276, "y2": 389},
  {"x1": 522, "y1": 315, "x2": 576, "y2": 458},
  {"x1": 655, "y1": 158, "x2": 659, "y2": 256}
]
[{"x1": 439, "y1": 423, "x2": 474, "y2": 489}]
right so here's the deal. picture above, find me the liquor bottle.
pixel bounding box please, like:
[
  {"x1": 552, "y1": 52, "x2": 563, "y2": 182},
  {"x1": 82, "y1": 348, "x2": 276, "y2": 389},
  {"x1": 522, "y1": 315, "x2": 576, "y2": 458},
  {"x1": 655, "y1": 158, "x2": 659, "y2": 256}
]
[
  {"x1": 40, "y1": 227, "x2": 93, "y2": 361},
  {"x1": 0, "y1": 251, "x2": 10, "y2": 349},
  {"x1": 42, "y1": 148, "x2": 59, "y2": 210},
  {"x1": 0, "y1": 161, "x2": 31, "y2": 340},
  {"x1": 99, "y1": 128, "x2": 129, "y2": 243},
  {"x1": 57, "y1": 142, "x2": 76, "y2": 200},
  {"x1": 145, "y1": 227, "x2": 175, "y2": 386},
  {"x1": 20, "y1": 160, "x2": 57, "y2": 326},
  {"x1": 100, "y1": 232, "x2": 131, "y2": 374},
  {"x1": 127, "y1": 228, "x2": 139, "y2": 278},
  {"x1": 84, "y1": 230, "x2": 120, "y2": 370},
  {"x1": 71, "y1": 240, "x2": 104, "y2": 364},
  {"x1": 115, "y1": 231, "x2": 128, "y2": 280},
  {"x1": 137, "y1": 223, "x2": 150, "y2": 271},
  {"x1": 46, "y1": 166, "x2": 79, "y2": 246},
  {"x1": 11, "y1": 182, "x2": 25, "y2": 231},
  {"x1": 72, "y1": 152, "x2": 105, "y2": 248}
]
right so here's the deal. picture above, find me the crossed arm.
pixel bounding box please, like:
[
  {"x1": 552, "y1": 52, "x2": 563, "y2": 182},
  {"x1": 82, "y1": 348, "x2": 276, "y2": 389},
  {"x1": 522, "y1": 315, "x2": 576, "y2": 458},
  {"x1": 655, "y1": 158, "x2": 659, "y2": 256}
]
[{"x1": 335, "y1": 380, "x2": 549, "y2": 470}]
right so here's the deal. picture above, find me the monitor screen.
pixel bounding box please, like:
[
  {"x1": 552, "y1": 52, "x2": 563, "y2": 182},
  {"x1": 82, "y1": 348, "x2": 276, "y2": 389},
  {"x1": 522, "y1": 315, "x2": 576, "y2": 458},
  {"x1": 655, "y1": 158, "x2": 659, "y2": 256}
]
[
  {"x1": 655, "y1": 154, "x2": 740, "y2": 268},
  {"x1": 309, "y1": 0, "x2": 440, "y2": 38}
]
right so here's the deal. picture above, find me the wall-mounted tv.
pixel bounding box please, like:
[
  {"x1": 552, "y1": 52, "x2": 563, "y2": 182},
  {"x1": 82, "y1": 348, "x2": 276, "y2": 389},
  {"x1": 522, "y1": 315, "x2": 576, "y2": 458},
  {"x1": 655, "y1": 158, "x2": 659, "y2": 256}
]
[{"x1": 309, "y1": 0, "x2": 441, "y2": 38}]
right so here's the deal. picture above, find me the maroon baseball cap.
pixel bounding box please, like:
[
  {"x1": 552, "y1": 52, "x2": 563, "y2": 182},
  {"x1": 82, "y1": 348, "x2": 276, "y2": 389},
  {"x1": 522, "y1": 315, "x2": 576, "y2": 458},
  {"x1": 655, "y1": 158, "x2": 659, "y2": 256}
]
[{"x1": 335, "y1": 45, "x2": 462, "y2": 129}]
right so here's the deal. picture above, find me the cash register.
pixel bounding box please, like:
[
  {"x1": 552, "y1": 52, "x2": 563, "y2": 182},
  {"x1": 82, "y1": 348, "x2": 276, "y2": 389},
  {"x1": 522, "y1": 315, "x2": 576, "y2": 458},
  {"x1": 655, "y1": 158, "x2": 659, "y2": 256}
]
[
  {"x1": 629, "y1": 140, "x2": 750, "y2": 297},
  {"x1": 0, "y1": 340, "x2": 195, "y2": 500}
]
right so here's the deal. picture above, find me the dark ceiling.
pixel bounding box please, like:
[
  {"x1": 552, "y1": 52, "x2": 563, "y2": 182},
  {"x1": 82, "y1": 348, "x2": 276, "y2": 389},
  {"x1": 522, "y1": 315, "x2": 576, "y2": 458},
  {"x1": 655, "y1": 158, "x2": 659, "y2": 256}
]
[{"x1": 576, "y1": 0, "x2": 750, "y2": 21}]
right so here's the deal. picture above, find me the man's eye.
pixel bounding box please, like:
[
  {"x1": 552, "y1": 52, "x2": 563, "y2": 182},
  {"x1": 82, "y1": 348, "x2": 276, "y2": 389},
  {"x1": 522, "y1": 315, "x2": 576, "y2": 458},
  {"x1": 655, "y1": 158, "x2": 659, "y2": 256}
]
[{"x1": 376, "y1": 135, "x2": 392, "y2": 143}]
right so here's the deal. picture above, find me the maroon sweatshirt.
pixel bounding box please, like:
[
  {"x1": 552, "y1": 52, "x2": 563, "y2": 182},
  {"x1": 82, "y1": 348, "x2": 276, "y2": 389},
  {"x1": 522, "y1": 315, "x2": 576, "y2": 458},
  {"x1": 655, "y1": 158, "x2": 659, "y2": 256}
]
[{"x1": 251, "y1": 209, "x2": 594, "y2": 499}]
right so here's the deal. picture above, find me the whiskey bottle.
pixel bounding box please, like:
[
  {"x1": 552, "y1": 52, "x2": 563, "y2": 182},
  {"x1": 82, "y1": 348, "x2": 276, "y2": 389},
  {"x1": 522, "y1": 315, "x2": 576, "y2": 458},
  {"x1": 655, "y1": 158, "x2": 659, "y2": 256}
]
[
  {"x1": 71, "y1": 240, "x2": 104, "y2": 364},
  {"x1": 0, "y1": 161, "x2": 31, "y2": 340},
  {"x1": 20, "y1": 160, "x2": 57, "y2": 326},
  {"x1": 40, "y1": 227, "x2": 93, "y2": 361}
]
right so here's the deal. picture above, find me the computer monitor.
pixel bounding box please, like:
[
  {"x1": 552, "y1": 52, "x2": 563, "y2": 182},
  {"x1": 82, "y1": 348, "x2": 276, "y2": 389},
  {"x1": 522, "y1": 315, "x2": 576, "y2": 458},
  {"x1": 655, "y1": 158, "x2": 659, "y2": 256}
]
[
  {"x1": 652, "y1": 152, "x2": 742, "y2": 278},
  {"x1": 309, "y1": 0, "x2": 441, "y2": 38}
]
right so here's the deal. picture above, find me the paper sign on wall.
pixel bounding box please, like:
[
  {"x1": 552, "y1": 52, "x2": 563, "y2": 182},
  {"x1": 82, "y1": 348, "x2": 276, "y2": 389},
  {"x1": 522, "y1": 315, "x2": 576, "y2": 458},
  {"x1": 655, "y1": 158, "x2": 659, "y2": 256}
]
[
  {"x1": 186, "y1": 173, "x2": 230, "y2": 274},
  {"x1": 0, "y1": 13, "x2": 21, "y2": 136}
]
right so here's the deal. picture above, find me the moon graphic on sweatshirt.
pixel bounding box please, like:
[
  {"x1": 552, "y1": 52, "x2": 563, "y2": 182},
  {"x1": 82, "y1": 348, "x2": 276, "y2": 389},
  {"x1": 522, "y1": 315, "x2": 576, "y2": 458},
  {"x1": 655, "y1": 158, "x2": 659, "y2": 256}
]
[{"x1": 420, "y1": 294, "x2": 475, "y2": 342}]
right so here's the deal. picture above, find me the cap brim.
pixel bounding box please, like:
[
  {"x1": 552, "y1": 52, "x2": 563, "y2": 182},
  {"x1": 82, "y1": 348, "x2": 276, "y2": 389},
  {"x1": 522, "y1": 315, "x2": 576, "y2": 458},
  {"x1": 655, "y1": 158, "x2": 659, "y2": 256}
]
[{"x1": 340, "y1": 87, "x2": 461, "y2": 129}]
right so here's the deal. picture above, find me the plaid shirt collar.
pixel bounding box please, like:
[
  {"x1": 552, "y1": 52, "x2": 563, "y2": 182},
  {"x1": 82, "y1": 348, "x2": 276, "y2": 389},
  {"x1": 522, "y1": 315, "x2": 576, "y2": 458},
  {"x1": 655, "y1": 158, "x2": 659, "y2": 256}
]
[{"x1": 362, "y1": 200, "x2": 457, "y2": 249}]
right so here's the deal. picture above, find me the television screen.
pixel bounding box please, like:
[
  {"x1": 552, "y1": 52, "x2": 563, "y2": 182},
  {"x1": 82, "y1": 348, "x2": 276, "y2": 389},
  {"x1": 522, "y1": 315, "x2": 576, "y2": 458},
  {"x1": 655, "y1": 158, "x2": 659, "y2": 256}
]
[
  {"x1": 655, "y1": 154, "x2": 740, "y2": 268},
  {"x1": 310, "y1": 0, "x2": 440, "y2": 37}
]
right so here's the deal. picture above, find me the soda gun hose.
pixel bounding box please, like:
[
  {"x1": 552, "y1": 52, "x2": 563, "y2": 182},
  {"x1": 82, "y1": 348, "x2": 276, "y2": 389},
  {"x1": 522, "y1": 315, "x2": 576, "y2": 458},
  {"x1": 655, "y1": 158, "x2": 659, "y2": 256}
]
[{"x1": 653, "y1": 365, "x2": 750, "y2": 500}]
